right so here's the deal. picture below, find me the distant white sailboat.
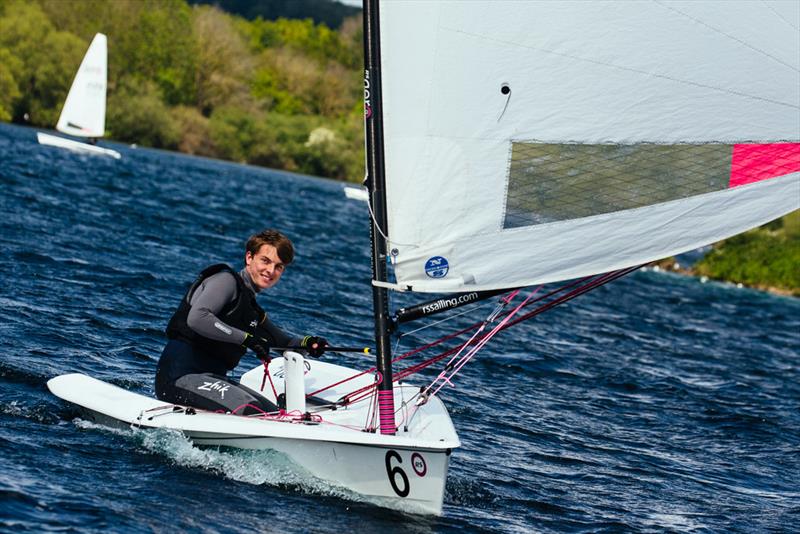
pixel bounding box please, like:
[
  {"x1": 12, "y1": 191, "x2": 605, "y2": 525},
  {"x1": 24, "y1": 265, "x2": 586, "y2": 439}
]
[{"x1": 37, "y1": 33, "x2": 121, "y2": 159}]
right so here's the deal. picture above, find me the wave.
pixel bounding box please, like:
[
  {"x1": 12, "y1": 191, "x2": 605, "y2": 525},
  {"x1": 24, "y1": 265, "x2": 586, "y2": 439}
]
[{"x1": 0, "y1": 400, "x2": 62, "y2": 424}]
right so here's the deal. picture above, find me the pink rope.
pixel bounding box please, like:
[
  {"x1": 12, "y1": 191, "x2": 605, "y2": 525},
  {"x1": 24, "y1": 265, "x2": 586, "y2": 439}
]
[
  {"x1": 305, "y1": 324, "x2": 482, "y2": 398},
  {"x1": 358, "y1": 269, "x2": 638, "y2": 406},
  {"x1": 208, "y1": 269, "x2": 641, "y2": 433},
  {"x1": 430, "y1": 286, "x2": 541, "y2": 397},
  {"x1": 230, "y1": 403, "x2": 281, "y2": 417},
  {"x1": 229, "y1": 402, "x2": 324, "y2": 423},
  {"x1": 309, "y1": 267, "x2": 639, "y2": 411},
  {"x1": 259, "y1": 359, "x2": 279, "y2": 401}
]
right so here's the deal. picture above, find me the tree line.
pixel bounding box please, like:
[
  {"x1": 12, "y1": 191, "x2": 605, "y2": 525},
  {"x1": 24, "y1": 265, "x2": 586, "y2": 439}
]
[
  {"x1": 0, "y1": 0, "x2": 365, "y2": 181},
  {"x1": 187, "y1": 0, "x2": 360, "y2": 30},
  {"x1": 693, "y1": 211, "x2": 800, "y2": 296}
]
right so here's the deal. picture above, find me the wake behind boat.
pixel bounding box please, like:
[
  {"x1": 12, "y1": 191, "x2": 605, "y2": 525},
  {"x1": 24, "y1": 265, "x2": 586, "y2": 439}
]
[{"x1": 37, "y1": 33, "x2": 121, "y2": 159}]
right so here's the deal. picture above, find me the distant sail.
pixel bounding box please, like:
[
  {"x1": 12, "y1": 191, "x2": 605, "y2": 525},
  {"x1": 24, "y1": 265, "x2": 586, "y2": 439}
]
[
  {"x1": 377, "y1": 1, "x2": 800, "y2": 292},
  {"x1": 56, "y1": 33, "x2": 108, "y2": 138}
]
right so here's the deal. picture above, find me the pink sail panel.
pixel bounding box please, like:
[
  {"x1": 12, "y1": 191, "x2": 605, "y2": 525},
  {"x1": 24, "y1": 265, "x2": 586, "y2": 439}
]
[{"x1": 730, "y1": 143, "x2": 800, "y2": 188}]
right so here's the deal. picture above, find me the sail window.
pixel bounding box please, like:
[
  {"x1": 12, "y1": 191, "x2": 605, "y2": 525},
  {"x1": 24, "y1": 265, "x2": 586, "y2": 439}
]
[{"x1": 503, "y1": 142, "x2": 732, "y2": 228}]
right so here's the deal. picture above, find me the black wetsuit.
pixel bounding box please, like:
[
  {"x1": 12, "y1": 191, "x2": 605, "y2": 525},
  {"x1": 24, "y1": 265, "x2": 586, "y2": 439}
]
[{"x1": 155, "y1": 264, "x2": 299, "y2": 414}]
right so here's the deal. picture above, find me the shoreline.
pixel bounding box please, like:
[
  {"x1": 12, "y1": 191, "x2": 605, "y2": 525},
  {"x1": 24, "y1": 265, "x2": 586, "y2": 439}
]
[{"x1": 647, "y1": 259, "x2": 798, "y2": 298}]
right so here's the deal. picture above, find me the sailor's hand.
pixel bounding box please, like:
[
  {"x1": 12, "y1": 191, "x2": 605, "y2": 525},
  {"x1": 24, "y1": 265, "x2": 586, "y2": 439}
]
[
  {"x1": 301, "y1": 335, "x2": 328, "y2": 358},
  {"x1": 243, "y1": 333, "x2": 271, "y2": 361}
]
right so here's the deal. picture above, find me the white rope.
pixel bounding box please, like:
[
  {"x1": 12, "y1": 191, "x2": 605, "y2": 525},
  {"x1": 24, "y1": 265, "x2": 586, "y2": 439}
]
[{"x1": 364, "y1": 173, "x2": 420, "y2": 249}]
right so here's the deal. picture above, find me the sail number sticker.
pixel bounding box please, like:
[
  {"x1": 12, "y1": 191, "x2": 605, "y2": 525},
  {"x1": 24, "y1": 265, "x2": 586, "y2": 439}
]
[
  {"x1": 385, "y1": 450, "x2": 427, "y2": 497},
  {"x1": 411, "y1": 452, "x2": 427, "y2": 476},
  {"x1": 424, "y1": 256, "x2": 449, "y2": 278}
]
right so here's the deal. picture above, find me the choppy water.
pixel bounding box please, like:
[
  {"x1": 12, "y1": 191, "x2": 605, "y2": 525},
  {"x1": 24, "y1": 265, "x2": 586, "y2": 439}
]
[{"x1": 1, "y1": 122, "x2": 798, "y2": 533}]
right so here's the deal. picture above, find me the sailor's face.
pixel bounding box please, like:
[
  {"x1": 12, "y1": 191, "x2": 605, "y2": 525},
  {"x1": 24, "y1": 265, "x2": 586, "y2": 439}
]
[{"x1": 245, "y1": 244, "x2": 285, "y2": 290}]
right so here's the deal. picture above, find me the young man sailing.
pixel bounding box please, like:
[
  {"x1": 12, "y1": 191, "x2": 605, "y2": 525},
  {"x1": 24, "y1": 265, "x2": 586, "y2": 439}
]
[{"x1": 155, "y1": 229, "x2": 328, "y2": 414}]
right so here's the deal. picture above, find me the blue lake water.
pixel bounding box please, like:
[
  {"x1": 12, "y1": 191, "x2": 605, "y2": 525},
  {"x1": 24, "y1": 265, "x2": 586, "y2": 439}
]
[{"x1": 1, "y1": 122, "x2": 798, "y2": 533}]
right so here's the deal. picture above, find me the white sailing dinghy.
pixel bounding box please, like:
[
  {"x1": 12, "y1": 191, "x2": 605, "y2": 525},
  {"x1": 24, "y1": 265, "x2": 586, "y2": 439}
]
[
  {"x1": 48, "y1": 1, "x2": 798, "y2": 515},
  {"x1": 37, "y1": 33, "x2": 121, "y2": 159}
]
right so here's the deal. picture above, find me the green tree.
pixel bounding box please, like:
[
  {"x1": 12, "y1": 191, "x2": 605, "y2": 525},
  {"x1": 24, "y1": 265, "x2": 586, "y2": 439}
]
[
  {"x1": 191, "y1": 5, "x2": 252, "y2": 116},
  {"x1": 0, "y1": 1, "x2": 86, "y2": 125},
  {"x1": 0, "y1": 48, "x2": 21, "y2": 121},
  {"x1": 245, "y1": 18, "x2": 331, "y2": 58},
  {"x1": 106, "y1": 79, "x2": 180, "y2": 148},
  {"x1": 252, "y1": 48, "x2": 318, "y2": 114},
  {"x1": 43, "y1": 0, "x2": 201, "y2": 103},
  {"x1": 117, "y1": 1, "x2": 198, "y2": 106},
  {"x1": 170, "y1": 105, "x2": 217, "y2": 156},
  {"x1": 209, "y1": 105, "x2": 265, "y2": 163},
  {"x1": 337, "y1": 14, "x2": 363, "y2": 70},
  {"x1": 252, "y1": 45, "x2": 359, "y2": 117},
  {"x1": 43, "y1": 0, "x2": 200, "y2": 106},
  {"x1": 694, "y1": 211, "x2": 800, "y2": 295},
  {"x1": 38, "y1": 0, "x2": 118, "y2": 41}
]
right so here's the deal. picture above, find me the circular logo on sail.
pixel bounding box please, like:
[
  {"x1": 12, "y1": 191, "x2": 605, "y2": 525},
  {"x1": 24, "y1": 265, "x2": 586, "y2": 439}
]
[{"x1": 424, "y1": 256, "x2": 449, "y2": 278}]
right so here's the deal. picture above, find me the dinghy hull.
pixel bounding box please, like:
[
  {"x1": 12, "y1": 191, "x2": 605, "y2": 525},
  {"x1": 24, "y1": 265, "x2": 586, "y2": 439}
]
[
  {"x1": 47, "y1": 357, "x2": 458, "y2": 515},
  {"x1": 37, "y1": 132, "x2": 121, "y2": 159},
  {"x1": 188, "y1": 432, "x2": 451, "y2": 514}
]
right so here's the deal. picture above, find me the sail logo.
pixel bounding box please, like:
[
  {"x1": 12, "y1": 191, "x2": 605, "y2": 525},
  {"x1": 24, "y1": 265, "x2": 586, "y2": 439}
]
[
  {"x1": 364, "y1": 69, "x2": 372, "y2": 119},
  {"x1": 197, "y1": 381, "x2": 230, "y2": 399},
  {"x1": 273, "y1": 360, "x2": 312, "y2": 378},
  {"x1": 421, "y1": 292, "x2": 479, "y2": 315},
  {"x1": 424, "y1": 256, "x2": 449, "y2": 278}
]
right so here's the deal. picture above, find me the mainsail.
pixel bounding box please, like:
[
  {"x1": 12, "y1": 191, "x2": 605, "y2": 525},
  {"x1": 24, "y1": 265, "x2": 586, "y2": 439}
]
[
  {"x1": 56, "y1": 33, "x2": 108, "y2": 138},
  {"x1": 376, "y1": 1, "x2": 800, "y2": 293}
]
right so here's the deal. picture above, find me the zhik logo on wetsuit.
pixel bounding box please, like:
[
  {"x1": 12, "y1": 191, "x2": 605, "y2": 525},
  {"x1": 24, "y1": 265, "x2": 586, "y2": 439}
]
[{"x1": 197, "y1": 381, "x2": 230, "y2": 398}]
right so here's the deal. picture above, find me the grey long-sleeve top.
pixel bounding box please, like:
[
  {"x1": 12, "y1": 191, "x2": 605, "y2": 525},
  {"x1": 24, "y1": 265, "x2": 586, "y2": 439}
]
[{"x1": 185, "y1": 267, "x2": 299, "y2": 347}]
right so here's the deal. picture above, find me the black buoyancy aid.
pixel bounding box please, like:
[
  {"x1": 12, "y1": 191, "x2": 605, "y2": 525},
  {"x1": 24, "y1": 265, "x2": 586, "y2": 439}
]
[{"x1": 166, "y1": 264, "x2": 265, "y2": 370}]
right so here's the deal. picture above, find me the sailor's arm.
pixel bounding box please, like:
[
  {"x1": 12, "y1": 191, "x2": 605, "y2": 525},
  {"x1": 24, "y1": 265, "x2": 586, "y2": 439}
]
[
  {"x1": 254, "y1": 315, "x2": 298, "y2": 348},
  {"x1": 256, "y1": 317, "x2": 328, "y2": 357},
  {"x1": 186, "y1": 272, "x2": 247, "y2": 344}
]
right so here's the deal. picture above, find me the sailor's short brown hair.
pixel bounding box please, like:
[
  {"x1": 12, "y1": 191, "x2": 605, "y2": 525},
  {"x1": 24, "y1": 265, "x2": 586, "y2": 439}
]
[{"x1": 246, "y1": 229, "x2": 294, "y2": 265}]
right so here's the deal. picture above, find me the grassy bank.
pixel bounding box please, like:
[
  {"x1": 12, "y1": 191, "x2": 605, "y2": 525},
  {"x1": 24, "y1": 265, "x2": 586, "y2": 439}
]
[{"x1": 655, "y1": 212, "x2": 800, "y2": 297}]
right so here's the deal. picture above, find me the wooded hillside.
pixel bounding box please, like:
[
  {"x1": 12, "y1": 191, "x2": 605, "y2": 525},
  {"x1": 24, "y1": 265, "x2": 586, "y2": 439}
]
[{"x1": 0, "y1": 0, "x2": 364, "y2": 181}]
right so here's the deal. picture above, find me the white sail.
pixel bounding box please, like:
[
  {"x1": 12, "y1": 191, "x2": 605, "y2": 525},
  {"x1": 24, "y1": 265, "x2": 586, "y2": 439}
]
[
  {"x1": 377, "y1": 1, "x2": 800, "y2": 292},
  {"x1": 56, "y1": 33, "x2": 108, "y2": 138}
]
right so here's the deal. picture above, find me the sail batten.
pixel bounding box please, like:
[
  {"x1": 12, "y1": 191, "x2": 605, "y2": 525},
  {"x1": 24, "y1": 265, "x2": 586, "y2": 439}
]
[{"x1": 378, "y1": 1, "x2": 800, "y2": 293}]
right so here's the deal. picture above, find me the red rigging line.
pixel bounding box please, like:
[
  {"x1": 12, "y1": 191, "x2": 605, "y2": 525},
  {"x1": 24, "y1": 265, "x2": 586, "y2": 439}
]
[{"x1": 306, "y1": 267, "x2": 640, "y2": 409}]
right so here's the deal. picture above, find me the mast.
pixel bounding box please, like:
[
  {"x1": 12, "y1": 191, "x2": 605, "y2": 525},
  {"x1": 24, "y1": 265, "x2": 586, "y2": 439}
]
[{"x1": 363, "y1": 0, "x2": 395, "y2": 435}]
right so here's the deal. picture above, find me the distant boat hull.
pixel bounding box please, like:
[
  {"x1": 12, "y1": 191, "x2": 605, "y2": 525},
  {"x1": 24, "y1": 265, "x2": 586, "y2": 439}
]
[
  {"x1": 344, "y1": 186, "x2": 369, "y2": 201},
  {"x1": 37, "y1": 132, "x2": 121, "y2": 159}
]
